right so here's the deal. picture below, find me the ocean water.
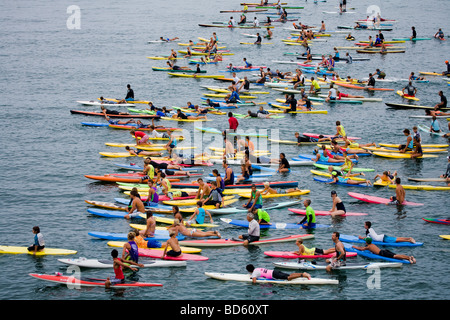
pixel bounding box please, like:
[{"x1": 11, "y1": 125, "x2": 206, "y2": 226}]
[{"x1": 0, "y1": 0, "x2": 449, "y2": 303}]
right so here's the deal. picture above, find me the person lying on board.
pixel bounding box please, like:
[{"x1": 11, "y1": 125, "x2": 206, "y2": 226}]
[
  {"x1": 103, "y1": 113, "x2": 135, "y2": 125},
  {"x1": 352, "y1": 238, "x2": 416, "y2": 264},
  {"x1": 100, "y1": 105, "x2": 129, "y2": 115},
  {"x1": 125, "y1": 146, "x2": 162, "y2": 157},
  {"x1": 170, "y1": 218, "x2": 221, "y2": 238},
  {"x1": 246, "y1": 264, "x2": 311, "y2": 283}
]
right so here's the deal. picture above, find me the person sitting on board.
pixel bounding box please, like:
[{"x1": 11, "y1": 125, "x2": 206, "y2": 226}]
[
  {"x1": 238, "y1": 213, "x2": 260, "y2": 246},
  {"x1": 434, "y1": 28, "x2": 446, "y2": 40},
  {"x1": 326, "y1": 232, "x2": 347, "y2": 272},
  {"x1": 243, "y1": 184, "x2": 263, "y2": 211},
  {"x1": 238, "y1": 13, "x2": 246, "y2": 25},
  {"x1": 254, "y1": 32, "x2": 262, "y2": 45},
  {"x1": 121, "y1": 232, "x2": 140, "y2": 263},
  {"x1": 373, "y1": 171, "x2": 396, "y2": 185},
  {"x1": 410, "y1": 26, "x2": 417, "y2": 40},
  {"x1": 346, "y1": 33, "x2": 355, "y2": 41},
  {"x1": 294, "y1": 238, "x2": 335, "y2": 258},
  {"x1": 398, "y1": 128, "x2": 414, "y2": 153},
  {"x1": 124, "y1": 189, "x2": 146, "y2": 219},
  {"x1": 138, "y1": 210, "x2": 156, "y2": 240},
  {"x1": 329, "y1": 190, "x2": 348, "y2": 216},
  {"x1": 434, "y1": 91, "x2": 447, "y2": 111},
  {"x1": 358, "y1": 221, "x2": 416, "y2": 244},
  {"x1": 246, "y1": 264, "x2": 311, "y2": 283},
  {"x1": 202, "y1": 181, "x2": 224, "y2": 209},
  {"x1": 162, "y1": 230, "x2": 183, "y2": 259},
  {"x1": 105, "y1": 249, "x2": 144, "y2": 288},
  {"x1": 187, "y1": 201, "x2": 215, "y2": 227},
  {"x1": 251, "y1": 207, "x2": 271, "y2": 225},
  {"x1": 222, "y1": 160, "x2": 235, "y2": 186},
  {"x1": 429, "y1": 115, "x2": 442, "y2": 133},
  {"x1": 352, "y1": 238, "x2": 416, "y2": 264},
  {"x1": 131, "y1": 229, "x2": 163, "y2": 250},
  {"x1": 442, "y1": 60, "x2": 450, "y2": 76},
  {"x1": 277, "y1": 153, "x2": 291, "y2": 173},
  {"x1": 28, "y1": 226, "x2": 45, "y2": 254},
  {"x1": 298, "y1": 199, "x2": 316, "y2": 228},
  {"x1": 410, "y1": 136, "x2": 424, "y2": 159},
  {"x1": 402, "y1": 81, "x2": 417, "y2": 98},
  {"x1": 116, "y1": 84, "x2": 134, "y2": 104}
]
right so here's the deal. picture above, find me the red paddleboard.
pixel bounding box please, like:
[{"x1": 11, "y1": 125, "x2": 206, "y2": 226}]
[
  {"x1": 29, "y1": 273, "x2": 163, "y2": 288},
  {"x1": 302, "y1": 132, "x2": 361, "y2": 140},
  {"x1": 288, "y1": 208, "x2": 368, "y2": 216},
  {"x1": 138, "y1": 248, "x2": 209, "y2": 261},
  {"x1": 347, "y1": 192, "x2": 424, "y2": 206},
  {"x1": 263, "y1": 251, "x2": 358, "y2": 259}
]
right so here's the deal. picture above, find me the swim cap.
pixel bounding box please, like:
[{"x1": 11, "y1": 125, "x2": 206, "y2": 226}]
[
  {"x1": 364, "y1": 237, "x2": 372, "y2": 244},
  {"x1": 446, "y1": 60, "x2": 449, "y2": 64},
  {"x1": 331, "y1": 190, "x2": 337, "y2": 195}
]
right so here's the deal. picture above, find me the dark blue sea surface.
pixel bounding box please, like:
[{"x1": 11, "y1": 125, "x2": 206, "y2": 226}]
[{"x1": 0, "y1": 0, "x2": 449, "y2": 301}]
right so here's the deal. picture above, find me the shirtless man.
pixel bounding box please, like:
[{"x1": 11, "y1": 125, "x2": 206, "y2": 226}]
[
  {"x1": 124, "y1": 190, "x2": 146, "y2": 219},
  {"x1": 162, "y1": 230, "x2": 183, "y2": 259},
  {"x1": 196, "y1": 178, "x2": 211, "y2": 201},
  {"x1": 326, "y1": 232, "x2": 347, "y2": 272},
  {"x1": 139, "y1": 211, "x2": 157, "y2": 238},
  {"x1": 388, "y1": 177, "x2": 405, "y2": 205},
  {"x1": 352, "y1": 238, "x2": 416, "y2": 264}
]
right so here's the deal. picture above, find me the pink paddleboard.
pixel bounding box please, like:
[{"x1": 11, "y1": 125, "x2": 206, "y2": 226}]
[
  {"x1": 264, "y1": 251, "x2": 358, "y2": 259},
  {"x1": 138, "y1": 248, "x2": 208, "y2": 261},
  {"x1": 288, "y1": 208, "x2": 368, "y2": 216},
  {"x1": 347, "y1": 192, "x2": 424, "y2": 206}
]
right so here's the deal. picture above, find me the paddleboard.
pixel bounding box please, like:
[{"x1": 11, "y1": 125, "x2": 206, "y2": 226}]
[
  {"x1": 339, "y1": 234, "x2": 423, "y2": 247},
  {"x1": 422, "y1": 218, "x2": 450, "y2": 225},
  {"x1": 273, "y1": 261, "x2": 402, "y2": 270},
  {"x1": 204, "y1": 272, "x2": 338, "y2": 285},
  {"x1": 207, "y1": 200, "x2": 303, "y2": 214},
  {"x1": 179, "y1": 234, "x2": 314, "y2": 247},
  {"x1": 220, "y1": 218, "x2": 331, "y2": 229},
  {"x1": 313, "y1": 176, "x2": 371, "y2": 187},
  {"x1": 347, "y1": 192, "x2": 424, "y2": 206},
  {"x1": 263, "y1": 251, "x2": 357, "y2": 259},
  {"x1": 238, "y1": 190, "x2": 310, "y2": 198},
  {"x1": 88, "y1": 231, "x2": 185, "y2": 241},
  {"x1": 288, "y1": 208, "x2": 368, "y2": 216},
  {"x1": 396, "y1": 90, "x2": 419, "y2": 101},
  {"x1": 29, "y1": 274, "x2": 162, "y2": 288},
  {"x1": 57, "y1": 258, "x2": 186, "y2": 268},
  {"x1": 439, "y1": 235, "x2": 450, "y2": 240},
  {"x1": 313, "y1": 163, "x2": 374, "y2": 172},
  {"x1": 138, "y1": 248, "x2": 209, "y2": 261},
  {"x1": 343, "y1": 244, "x2": 412, "y2": 264},
  {"x1": 0, "y1": 246, "x2": 77, "y2": 256},
  {"x1": 418, "y1": 124, "x2": 446, "y2": 137},
  {"x1": 372, "y1": 152, "x2": 438, "y2": 159}
]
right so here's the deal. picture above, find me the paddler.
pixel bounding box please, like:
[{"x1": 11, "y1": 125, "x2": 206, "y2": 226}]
[
  {"x1": 246, "y1": 264, "x2": 311, "y2": 282},
  {"x1": 28, "y1": 226, "x2": 45, "y2": 254},
  {"x1": 294, "y1": 238, "x2": 336, "y2": 258},
  {"x1": 124, "y1": 189, "x2": 146, "y2": 219},
  {"x1": 308, "y1": 76, "x2": 321, "y2": 94},
  {"x1": 434, "y1": 91, "x2": 447, "y2": 111},
  {"x1": 402, "y1": 81, "x2": 417, "y2": 98},
  {"x1": 252, "y1": 207, "x2": 271, "y2": 225},
  {"x1": 298, "y1": 199, "x2": 316, "y2": 228},
  {"x1": 352, "y1": 238, "x2": 416, "y2": 264},
  {"x1": 122, "y1": 232, "x2": 140, "y2": 263},
  {"x1": 398, "y1": 128, "x2": 414, "y2": 153},
  {"x1": 243, "y1": 184, "x2": 263, "y2": 211},
  {"x1": 238, "y1": 212, "x2": 260, "y2": 246},
  {"x1": 222, "y1": 160, "x2": 235, "y2": 186},
  {"x1": 388, "y1": 177, "x2": 406, "y2": 205},
  {"x1": 325, "y1": 232, "x2": 347, "y2": 272},
  {"x1": 105, "y1": 249, "x2": 143, "y2": 288}
]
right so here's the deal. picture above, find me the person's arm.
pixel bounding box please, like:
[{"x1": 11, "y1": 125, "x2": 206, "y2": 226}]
[
  {"x1": 352, "y1": 245, "x2": 367, "y2": 251},
  {"x1": 188, "y1": 208, "x2": 198, "y2": 222}
]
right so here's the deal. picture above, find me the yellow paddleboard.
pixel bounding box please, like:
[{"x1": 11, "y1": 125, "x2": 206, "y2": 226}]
[
  {"x1": 379, "y1": 143, "x2": 449, "y2": 148},
  {"x1": 162, "y1": 196, "x2": 235, "y2": 206},
  {"x1": 396, "y1": 90, "x2": 419, "y2": 101},
  {"x1": 105, "y1": 143, "x2": 165, "y2": 148},
  {"x1": 310, "y1": 170, "x2": 367, "y2": 181},
  {"x1": 372, "y1": 152, "x2": 438, "y2": 159},
  {"x1": 373, "y1": 179, "x2": 394, "y2": 187},
  {"x1": 106, "y1": 241, "x2": 202, "y2": 253},
  {"x1": 268, "y1": 139, "x2": 298, "y2": 144},
  {"x1": 362, "y1": 146, "x2": 447, "y2": 154},
  {"x1": 439, "y1": 235, "x2": 450, "y2": 240},
  {"x1": 388, "y1": 184, "x2": 450, "y2": 191},
  {"x1": 238, "y1": 190, "x2": 310, "y2": 198},
  {"x1": 203, "y1": 93, "x2": 257, "y2": 99},
  {"x1": 178, "y1": 199, "x2": 239, "y2": 213},
  {"x1": 147, "y1": 56, "x2": 184, "y2": 60},
  {"x1": 0, "y1": 246, "x2": 77, "y2": 255}
]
